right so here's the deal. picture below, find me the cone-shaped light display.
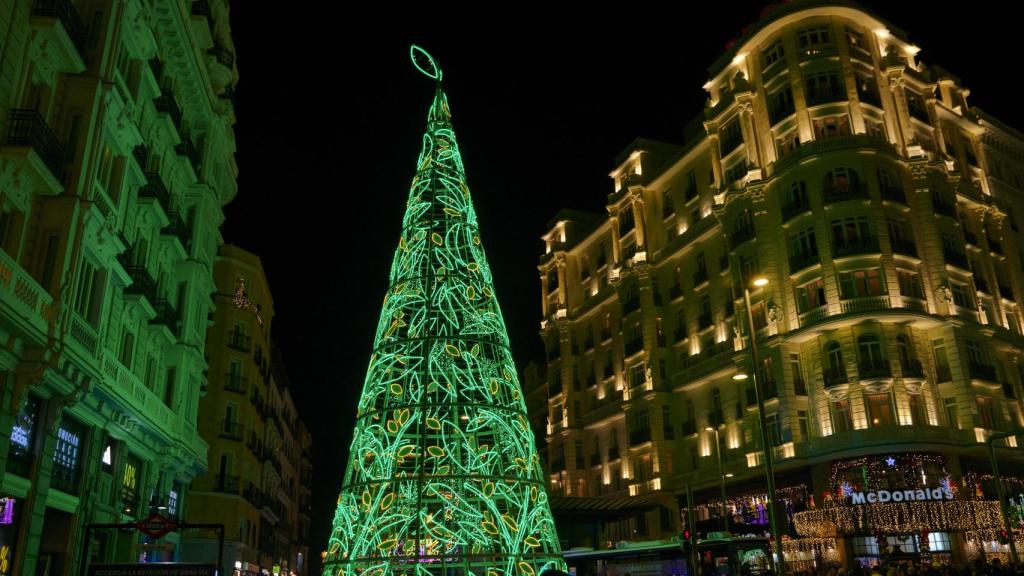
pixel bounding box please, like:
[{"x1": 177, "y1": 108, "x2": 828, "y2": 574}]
[{"x1": 322, "y1": 46, "x2": 564, "y2": 576}]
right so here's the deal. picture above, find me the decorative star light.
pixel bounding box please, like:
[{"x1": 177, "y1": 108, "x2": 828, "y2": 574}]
[{"x1": 886, "y1": 456, "x2": 897, "y2": 467}]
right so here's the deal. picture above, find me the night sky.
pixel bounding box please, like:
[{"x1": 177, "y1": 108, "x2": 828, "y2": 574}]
[{"x1": 225, "y1": 2, "x2": 1015, "y2": 567}]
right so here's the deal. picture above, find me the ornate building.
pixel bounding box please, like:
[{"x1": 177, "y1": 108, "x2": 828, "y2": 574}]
[
  {"x1": 532, "y1": 0, "x2": 1024, "y2": 568},
  {"x1": 0, "y1": 0, "x2": 237, "y2": 573},
  {"x1": 183, "y1": 245, "x2": 312, "y2": 576}
]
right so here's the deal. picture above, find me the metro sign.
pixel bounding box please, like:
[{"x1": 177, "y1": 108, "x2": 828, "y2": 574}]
[{"x1": 135, "y1": 513, "x2": 178, "y2": 539}]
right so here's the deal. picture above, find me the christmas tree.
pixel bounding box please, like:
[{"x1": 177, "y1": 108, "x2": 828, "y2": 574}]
[{"x1": 322, "y1": 46, "x2": 564, "y2": 576}]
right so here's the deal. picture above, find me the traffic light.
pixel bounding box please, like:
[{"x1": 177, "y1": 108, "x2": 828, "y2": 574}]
[{"x1": 680, "y1": 529, "x2": 697, "y2": 554}]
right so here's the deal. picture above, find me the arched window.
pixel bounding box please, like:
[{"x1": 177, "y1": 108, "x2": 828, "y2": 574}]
[
  {"x1": 787, "y1": 181, "x2": 809, "y2": 208},
  {"x1": 857, "y1": 334, "x2": 884, "y2": 367},
  {"x1": 825, "y1": 341, "x2": 846, "y2": 383}
]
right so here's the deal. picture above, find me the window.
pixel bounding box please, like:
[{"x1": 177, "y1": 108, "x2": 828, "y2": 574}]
[
  {"x1": 933, "y1": 339, "x2": 951, "y2": 382},
  {"x1": 897, "y1": 270, "x2": 924, "y2": 299},
  {"x1": 53, "y1": 417, "x2": 84, "y2": 479},
  {"x1": 785, "y1": 181, "x2": 809, "y2": 210},
  {"x1": 832, "y1": 399, "x2": 852, "y2": 433},
  {"x1": 122, "y1": 454, "x2": 141, "y2": 511},
  {"x1": 824, "y1": 167, "x2": 859, "y2": 196},
  {"x1": 790, "y1": 227, "x2": 817, "y2": 258},
  {"x1": 797, "y1": 410, "x2": 809, "y2": 439},
  {"x1": 10, "y1": 395, "x2": 40, "y2": 456},
  {"x1": 776, "y1": 130, "x2": 800, "y2": 156},
  {"x1": 928, "y1": 532, "x2": 951, "y2": 552},
  {"x1": 951, "y1": 283, "x2": 972, "y2": 308},
  {"x1": 804, "y1": 70, "x2": 844, "y2": 105},
  {"x1": 629, "y1": 363, "x2": 645, "y2": 388},
  {"x1": 74, "y1": 259, "x2": 104, "y2": 324},
  {"x1": 797, "y1": 25, "x2": 831, "y2": 50},
  {"x1": 721, "y1": 118, "x2": 743, "y2": 156},
  {"x1": 855, "y1": 74, "x2": 881, "y2": 107},
  {"x1": 763, "y1": 39, "x2": 785, "y2": 67},
  {"x1": 724, "y1": 160, "x2": 747, "y2": 185},
  {"x1": 812, "y1": 114, "x2": 851, "y2": 138},
  {"x1": 977, "y1": 396, "x2": 997, "y2": 430},
  {"x1": 839, "y1": 269, "x2": 884, "y2": 299},
  {"x1": 767, "y1": 413, "x2": 782, "y2": 446},
  {"x1": 846, "y1": 27, "x2": 866, "y2": 51},
  {"x1": 831, "y1": 216, "x2": 871, "y2": 247},
  {"x1": 852, "y1": 535, "x2": 880, "y2": 557},
  {"x1": 943, "y1": 397, "x2": 959, "y2": 429},
  {"x1": 662, "y1": 189, "x2": 675, "y2": 217},
  {"x1": 857, "y1": 334, "x2": 884, "y2": 366},
  {"x1": 768, "y1": 87, "x2": 795, "y2": 125},
  {"x1": 866, "y1": 392, "x2": 894, "y2": 427},
  {"x1": 685, "y1": 170, "x2": 698, "y2": 201},
  {"x1": 896, "y1": 335, "x2": 913, "y2": 370},
  {"x1": 908, "y1": 393, "x2": 927, "y2": 426},
  {"x1": 710, "y1": 388, "x2": 723, "y2": 425}
]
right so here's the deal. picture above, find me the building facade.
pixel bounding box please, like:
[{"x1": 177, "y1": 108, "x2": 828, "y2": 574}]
[
  {"x1": 0, "y1": 0, "x2": 238, "y2": 574},
  {"x1": 183, "y1": 245, "x2": 311, "y2": 576},
  {"x1": 532, "y1": 0, "x2": 1024, "y2": 568}
]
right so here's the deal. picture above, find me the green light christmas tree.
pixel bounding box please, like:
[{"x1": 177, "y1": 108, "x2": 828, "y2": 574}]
[{"x1": 322, "y1": 46, "x2": 564, "y2": 576}]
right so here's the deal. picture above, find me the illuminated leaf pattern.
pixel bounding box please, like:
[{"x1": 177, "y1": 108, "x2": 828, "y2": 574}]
[{"x1": 323, "y1": 79, "x2": 564, "y2": 576}]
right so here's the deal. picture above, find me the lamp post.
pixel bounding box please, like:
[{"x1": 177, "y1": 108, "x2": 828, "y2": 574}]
[
  {"x1": 706, "y1": 426, "x2": 734, "y2": 533},
  {"x1": 739, "y1": 276, "x2": 785, "y2": 575},
  {"x1": 987, "y1": 429, "x2": 1024, "y2": 564}
]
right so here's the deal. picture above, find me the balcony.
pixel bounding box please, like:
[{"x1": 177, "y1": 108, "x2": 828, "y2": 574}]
[
  {"x1": 227, "y1": 331, "x2": 252, "y2": 352},
  {"x1": 622, "y1": 296, "x2": 640, "y2": 315},
  {"x1": 880, "y1": 186, "x2": 906, "y2": 204},
  {"x1": 969, "y1": 362, "x2": 999, "y2": 383},
  {"x1": 0, "y1": 249, "x2": 54, "y2": 336},
  {"x1": 139, "y1": 172, "x2": 172, "y2": 214},
  {"x1": 832, "y1": 237, "x2": 880, "y2": 258},
  {"x1": 549, "y1": 379, "x2": 562, "y2": 397},
  {"x1": 214, "y1": 475, "x2": 241, "y2": 495},
  {"x1": 932, "y1": 196, "x2": 956, "y2": 218},
  {"x1": 626, "y1": 338, "x2": 645, "y2": 357},
  {"x1": 1000, "y1": 284, "x2": 1015, "y2": 301},
  {"x1": 4, "y1": 109, "x2": 66, "y2": 187},
  {"x1": 693, "y1": 269, "x2": 709, "y2": 287},
  {"x1": 225, "y1": 373, "x2": 248, "y2": 394},
  {"x1": 823, "y1": 182, "x2": 870, "y2": 204},
  {"x1": 32, "y1": 0, "x2": 86, "y2": 61},
  {"x1": 805, "y1": 86, "x2": 847, "y2": 107},
  {"x1": 154, "y1": 87, "x2": 184, "y2": 133},
  {"x1": 858, "y1": 360, "x2": 892, "y2": 380},
  {"x1": 681, "y1": 420, "x2": 697, "y2": 436},
  {"x1": 220, "y1": 421, "x2": 243, "y2": 441},
  {"x1": 891, "y1": 238, "x2": 917, "y2": 258},
  {"x1": 629, "y1": 428, "x2": 652, "y2": 446},
  {"x1": 124, "y1": 266, "x2": 158, "y2": 304},
  {"x1": 781, "y1": 199, "x2": 811, "y2": 222},
  {"x1": 823, "y1": 367, "x2": 848, "y2": 388},
  {"x1": 839, "y1": 295, "x2": 892, "y2": 314},
  {"x1": 901, "y1": 359, "x2": 925, "y2": 379},
  {"x1": 149, "y1": 298, "x2": 179, "y2": 333},
  {"x1": 788, "y1": 250, "x2": 820, "y2": 272},
  {"x1": 697, "y1": 313, "x2": 713, "y2": 330},
  {"x1": 773, "y1": 134, "x2": 894, "y2": 174},
  {"x1": 975, "y1": 276, "x2": 990, "y2": 294},
  {"x1": 943, "y1": 249, "x2": 969, "y2": 270},
  {"x1": 176, "y1": 132, "x2": 202, "y2": 174},
  {"x1": 161, "y1": 212, "x2": 191, "y2": 249},
  {"x1": 729, "y1": 226, "x2": 756, "y2": 250}
]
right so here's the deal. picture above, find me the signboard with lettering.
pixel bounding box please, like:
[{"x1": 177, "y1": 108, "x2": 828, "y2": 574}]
[
  {"x1": 87, "y1": 564, "x2": 217, "y2": 576},
  {"x1": 849, "y1": 487, "x2": 955, "y2": 504},
  {"x1": 134, "y1": 514, "x2": 178, "y2": 539}
]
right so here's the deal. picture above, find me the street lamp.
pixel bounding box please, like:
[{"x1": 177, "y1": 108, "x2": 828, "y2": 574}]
[
  {"x1": 739, "y1": 275, "x2": 785, "y2": 575},
  {"x1": 987, "y1": 429, "x2": 1024, "y2": 564},
  {"x1": 706, "y1": 426, "x2": 731, "y2": 533}
]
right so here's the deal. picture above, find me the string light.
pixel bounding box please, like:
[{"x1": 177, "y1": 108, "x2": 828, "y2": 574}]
[{"x1": 322, "y1": 46, "x2": 564, "y2": 576}]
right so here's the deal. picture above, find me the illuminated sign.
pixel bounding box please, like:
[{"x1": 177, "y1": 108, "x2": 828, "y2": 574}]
[
  {"x1": 849, "y1": 487, "x2": 954, "y2": 504},
  {"x1": 0, "y1": 498, "x2": 13, "y2": 525}
]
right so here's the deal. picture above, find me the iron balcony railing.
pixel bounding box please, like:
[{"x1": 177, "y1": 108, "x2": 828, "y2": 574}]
[
  {"x1": 33, "y1": 0, "x2": 86, "y2": 54},
  {"x1": 6, "y1": 109, "x2": 66, "y2": 181},
  {"x1": 139, "y1": 172, "x2": 171, "y2": 214}
]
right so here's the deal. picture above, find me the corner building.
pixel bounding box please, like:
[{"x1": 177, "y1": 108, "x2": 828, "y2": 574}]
[
  {"x1": 533, "y1": 0, "x2": 1024, "y2": 568},
  {"x1": 0, "y1": 0, "x2": 238, "y2": 574}
]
